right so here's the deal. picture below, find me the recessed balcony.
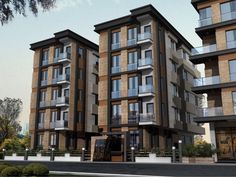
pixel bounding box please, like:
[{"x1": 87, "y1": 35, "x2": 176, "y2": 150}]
[
  {"x1": 191, "y1": 44, "x2": 217, "y2": 56},
  {"x1": 198, "y1": 17, "x2": 212, "y2": 27},
  {"x1": 57, "y1": 74, "x2": 70, "y2": 84},
  {"x1": 138, "y1": 85, "x2": 154, "y2": 97},
  {"x1": 54, "y1": 52, "x2": 71, "y2": 63},
  {"x1": 221, "y1": 11, "x2": 236, "y2": 22},
  {"x1": 56, "y1": 97, "x2": 69, "y2": 107},
  {"x1": 137, "y1": 32, "x2": 152, "y2": 44},
  {"x1": 138, "y1": 57, "x2": 153, "y2": 70},
  {"x1": 111, "y1": 43, "x2": 120, "y2": 50},
  {"x1": 139, "y1": 113, "x2": 156, "y2": 125},
  {"x1": 127, "y1": 39, "x2": 137, "y2": 46},
  {"x1": 194, "y1": 75, "x2": 220, "y2": 87},
  {"x1": 128, "y1": 88, "x2": 138, "y2": 97},
  {"x1": 111, "y1": 91, "x2": 120, "y2": 99},
  {"x1": 127, "y1": 63, "x2": 138, "y2": 71}
]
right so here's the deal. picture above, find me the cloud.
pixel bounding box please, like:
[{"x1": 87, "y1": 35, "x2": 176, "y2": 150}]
[{"x1": 54, "y1": 0, "x2": 93, "y2": 11}]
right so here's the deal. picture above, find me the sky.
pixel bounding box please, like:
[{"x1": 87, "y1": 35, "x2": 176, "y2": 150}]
[{"x1": 0, "y1": 0, "x2": 202, "y2": 130}]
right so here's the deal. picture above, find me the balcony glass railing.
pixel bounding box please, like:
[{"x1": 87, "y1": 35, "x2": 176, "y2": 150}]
[
  {"x1": 191, "y1": 44, "x2": 217, "y2": 55},
  {"x1": 41, "y1": 80, "x2": 48, "y2": 86},
  {"x1": 198, "y1": 107, "x2": 223, "y2": 117},
  {"x1": 38, "y1": 123, "x2": 44, "y2": 129},
  {"x1": 111, "y1": 43, "x2": 120, "y2": 50},
  {"x1": 139, "y1": 113, "x2": 155, "y2": 123},
  {"x1": 199, "y1": 17, "x2": 213, "y2": 27},
  {"x1": 128, "y1": 115, "x2": 139, "y2": 124},
  {"x1": 39, "y1": 101, "x2": 50, "y2": 108},
  {"x1": 57, "y1": 74, "x2": 70, "y2": 83},
  {"x1": 50, "y1": 99, "x2": 57, "y2": 106},
  {"x1": 56, "y1": 97, "x2": 69, "y2": 105},
  {"x1": 194, "y1": 75, "x2": 220, "y2": 87},
  {"x1": 111, "y1": 115, "x2": 121, "y2": 125},
  {"x1": 42, "y1": 60, "x2": 48, "y2": 66},
  {"x1": 52, "y1": 78, "x2": 58, "y2": 84},
  {"x1": 138, "y1": 57, "x2": 153, "y2": 67},
  {"x1": 50, "y1": 121, "x2": 68, "y2": 128},
  {"x1": 128, "y1": 88, "x2": 138, "y2": 97},
  {"x1": 54, "y1": 52, "x2": 71, "y2": 63},
  {"x1": 230, "y1": 73, "x2": 236, "y2": 81},
  {"x1": 139, "y1": 85, "x2": 153, "y2": 94},
  {"x1": 221, "y1": 11, "x2": 236, "y2": 22},
  {"x1": 111, "y1": 91, "x2": 120, "y2": 99},
  {"x1": 127, "y1": 63, "x2": 138, "y2": 71},
  {"x1": 227, "y1": 41, "x2": 236, "y2": 49},
  {"x1": 127, "y1": 39, "x2": 137, "y2": 46},
  {"x1": 138, "y1": 32, "x2": 152, "y2": 41},
  {"x1": 111, "y1": 66, "x2": 121, "y2": 74}
]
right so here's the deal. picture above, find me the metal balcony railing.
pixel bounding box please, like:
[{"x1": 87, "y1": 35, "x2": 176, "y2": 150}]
[
  {"x1": 57, "y1": 74, "x2": 70, "y2": 83},
  {"x1": 40, "y1": 80, "x2": 48, "y2": 86},
  {"x1": 56, "y1": 97, "x2": 69, "y2": 105},
  {"x1": 111, "y1": 116, "x2": 121, "y2": 125},
  {"x1": 139, "y1": 113, "x2": 155, "y2": 123}
]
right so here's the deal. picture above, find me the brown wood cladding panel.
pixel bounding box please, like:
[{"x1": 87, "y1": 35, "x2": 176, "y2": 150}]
[
  {"x1": 205, "y1": 60, "x2": 219, "y2": 77},
  {"x1": 208, "y1": 90, "x2": 222, "y2": 107}
]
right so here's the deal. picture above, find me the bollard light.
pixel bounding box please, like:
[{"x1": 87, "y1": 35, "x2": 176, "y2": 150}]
[
  {"x1": 178, "y1": 140, "x2": 183, "y2": 163},
  {"x1": 131, "y1": 147, "x2": 135, "y2": 162},
  {"x1": 81, "y1": 147, "x2": 86, "y2": 161}
]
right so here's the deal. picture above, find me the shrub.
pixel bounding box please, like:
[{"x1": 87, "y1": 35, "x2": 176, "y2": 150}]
[
  {"x1": 22, "y1": 163, "x2": 49, "y2": 176},
  {"x1": 183, "y1": 142, "x2": 216, "y2": 157},
  {"x1": 1, "y1": 167, "x2": 20, "y2": 177},
  {"x1": 0, "y1": 165, "x2": 9, "y2": 173},
  {"x1": 16, "y1": 165, "x2": 25, "y2": 175}
]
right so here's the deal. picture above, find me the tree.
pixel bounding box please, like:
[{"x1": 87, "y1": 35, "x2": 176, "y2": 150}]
[
  {"x1": 0, "y1": 0, "x2": 56, "y2": 25},
  {"x1": 0, "y1": 98, "x2": 22, "y2": 143}
]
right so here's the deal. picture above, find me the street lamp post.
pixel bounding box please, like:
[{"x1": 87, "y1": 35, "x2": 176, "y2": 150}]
[
  {"x1": 50, "y1": 148, "x2": 55, "y2": 161},
  {"x1": 172, "y1": 146, "x2": 176, "y2": 163},
  {"x1": 2, "y1": 149, "x2": 6, "y2": 160},
  {"x1": 178, "y1": 140, "x2": 182, "y2": 163},
  {"x1": 131, "y1": 147, "x2": 135, "y2": 162},
  {"x1": 24, "y1": 148, "x2": 29, "y2": 161},
  {"x1": 82, "y1": 147, "x2": 85, "y2": 161}
]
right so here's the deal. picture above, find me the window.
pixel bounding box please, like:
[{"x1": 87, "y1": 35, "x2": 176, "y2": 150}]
[
  {"x1": 63, "y1": 112, "x2": 68, "y2": 120},
  {"x1": 112, "y1": 31, "x2": 120, "y2": 45},
  {"x1": 130, "y1": 130, "x2": 139, "y2": 148},
  {"x1": 144, "y1": 25, "x2": 151, "y2": 33},
  {"x1": 112, "y1": 79, "x2": 121, "y2": 92},
  {"x1": 146, "y1": 76, "x2": 153, "y2": 85},
  {"x1": 128, "y1": 27, "x2": 137, "y2": 40},
  {"x1": 66, "y1": 46, "x2": 71, "y2": 54},
  {"x1": 42, "y1": 49, "x2": 49, "y2": 63},
  {"x1": 37, "y1": 134, "x2": 43, "y2": 146},
  {"x1": 78, "y1": 90, "x2": 83, "y2": 101},
  {"x1": 173, "y1": 107, "x2": 180, "y2": 121},
  {"x1": 226, "y1": 30, "x2": 236, "y2": 48},
  {"x1": 233, "y1": 92, "x2": 236, "y2": 104},
  {"x1": 185, "y1": 91, "x2": 190, "y2": 102},
  {"x1": 129, "y1": 103, "x2": 139, "y2": 121},
  {"x1": 128, "y1": 76, "x2": 138, "y2": 90},
  {"x1": 172, "y1": 84, "x2": 178, "y2": 96},
  {"x1": 64, "y1": 89, "x2": 69, "y2": 97},
  {"x1": 39, "y1": 112, "x2": 45, "y2": 123},
  {"x1": 50, "y1": 133, "x2": 56, "y2": 146},
  {"x1": 51, "y1": 111, "x2": 58, "y2": 122},
  {"x1": 54, "y1": 47, "x2": 61, "y2": 58},
  {"x1": 171, "y1": 60, "x2": 177, "y2": 72},
  {"x1": 170, "y1": 39, "x2": 176, "y2": 51},
  {"x1": 40, "y1": 90, "x2": 46, "y2": 101},
  {"x1": 41, "y1": 70, "x2": 48, "y2": 81},
  {"x1": 183, "y1": 70, "x2": 188, "y2": 80},
  {"x1": 111, "y1": 55, "x2": 120, "y2": 73},
  {"x1": 53, "y1": 68, "x2": 59, "y2": 79},
  {"x1": 145, "y1": 50, "x2": 152, "y2": 59},
  {"x1": 52, "y1": 89, "x2": 58, "y2": 100},
  {"x1": 221, "y1": 1, "x2": 236, "y2": 21},
  {"x1": 229, "y1": 59, "x2": 236, "y2": 81},
  {"x1": 128, "y1": 51, "x2": 138, "y2": 64},
  {"x1": 78, "y1": 69, "x2": 83, "y2": 80},
  {"x1": 147, "y1": 103, "x2": 154, "y2": 114},
  {"x1": 183, "y1": 50, "x2": 189, "y2": 60},
  {"x1": 199, "y1": 7, "x2": 212, "y2": 26},
  {"x1": 78, "y1": 112, "x2": 83, "y2": 123},
  {"x1": 186, "y1": 112, "x2": 194, "y2": 124},
  {"x1": 65, "y1": 67, "x2": 70, "y2": 75},
  {"x1": 78, "y1": 47, "x2": 84, "y2": 57},
  {"x1": 112, "y1": 104, "x2": 121, "y2": 124}
]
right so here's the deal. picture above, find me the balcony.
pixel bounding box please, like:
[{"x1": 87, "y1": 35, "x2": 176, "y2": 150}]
[
  {"x1": 40, "y1": 80, "x2": 48, "y2": 86},
  {"x1": 127, "y1": 39, "x2": 137, "y2": 46},
  {"x1": 191, "y1": 44, "x2": 217, "y2": 56},
  {"x1": 111, "y1": 115, "x2": 121, "y2": 125},
  {"x1": 111, "y1": 43, "x2": 120, "y2": 50},
  {"x1": 54, "y1": 52, "x2": 71, "y2": 63},
  {"x1": 128, "y1": 88, "x2": 138, "y2": 97},
  {"x1": 42, "y1": 60, "x2": 48, "y2": 66},
  {"x1": 139, "y1": 113, "x2": 156, "y2": 125},
  {"x1": 198, "y1": 17, "x2": 212, "y2": 27},
  {"x1": 198, "y1": 107, "x2": 224, "y2": 117},
  {"x1": 194, "y1": 75, "x2": 220, "y2": 87},
  {"x1": 111, "y1": 91, "x2": 120, "y2": 99},
  {"x1": 128, "y1": 115, "x2": 139, "y2": 124},
  {"x1": 227, "y1": 40, "x2": 236, "y2": 49},
  {"x1": 138, "y1": 57, "x2": 153, "y2": 70},
  {"x1": 39, "y1": 101, "x2": 50, "y2": 108},
  {"x1": 50, "y1": 121, "x2": 68, "y2": 130},
  {"x1": 138, "y1": 85, "x2": 154, "y2": 97},
  {"x1": 137, "y1": 32, "x2": 152, "y2": 44},
  {"x1": 57, "y1": 74, "x2": 70, "y2": 84},
  {"x1": 38, "y1": 123, "x2": 44, "y2": 129},
  {"x1": 221, "y1": 11, "x2": 236, "y2": 22},
  {"x1": 111, "y1": 66, "x2": 121, "y2": 74},
  {"x1": 127, "y1": 63, "x2": 138, "y2": 71},
  {"x1": 56, "y1": 97, "x2": 69, "y2": 107}
]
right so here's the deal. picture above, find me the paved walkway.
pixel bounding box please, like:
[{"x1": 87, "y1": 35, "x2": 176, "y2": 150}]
[{"x1": 2, "y1": 161, "x2": 236, "y2": 176}]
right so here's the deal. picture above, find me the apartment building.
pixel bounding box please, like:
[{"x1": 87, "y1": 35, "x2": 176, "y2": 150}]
[
  {"x1": 29, "y1": 30, "x2": 99, "y2": 150},
  {"x1": 191, "y1": 0, "x2": 236, "y2": 161},
  {"x1": 94, "y1": 5, "x2": 204, "y2": 161}
]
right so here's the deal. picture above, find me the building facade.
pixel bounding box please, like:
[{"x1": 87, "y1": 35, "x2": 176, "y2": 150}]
[
  {"x1": 94, "y1": 5, "x2": 204, "y2": 161},
  {"x1": 29, "y1": 30, "x2": 99, "y2": 150},
  {"x1": 191, "y1": 0, "x2": 236, "y2": 161}
]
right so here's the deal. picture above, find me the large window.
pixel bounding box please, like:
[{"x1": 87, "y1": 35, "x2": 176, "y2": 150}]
[
  {"x1": 147, "y1": 103, "x2": 154, "y2": 114},
  {"x1": 63, "y1": 111, "x2": 68, "y2": 120},
  {"x1": 199, "y1": 7, "x2": 212, "y2": 26},
  {"x1": 42, "y1": 49, "x2": 49, "y2": 65},
  {"x1": 112, "y1": 104, "x2": 121, "y2": 124},
  {"x1": 128, "y1": 76, "x2": 138, "y2": 96},
  {"x1": 53, "y1": 68, "x2": 59, "y2": 79},
  {"x1": 171, "y1": 60, "x2": 177, "y2": 73},
  {"x1": 112, "y1": 31, "x2": 120, "y2": 49},
  {"x1": 37, "y1": 134, "x2": 43, "y2": 146},
  {"x1": 40, "y1": 90, "x2": 46, "y2": 102},
  {"x1": 52, "y1": 89, "x2": 58, "y2": 100},
  {"x1": 51, "y1": 111, "x2": 58, "y2": 122},
  {"x1": 226, "y1": 30, "x2": 236, "y2": 48},
  {"x1": 221, "y1": 1, "x2": 236, "y2": 21},
  {"x1": 229, "y1": 59, "x2": 236, "y2": 81},
  {"x1": 41, "y1": 70, "x2": 48, "y2": 81},
  {"x1": 128, "y1": 51, "x2": 138, "y2": 65},
  {"x1": 128, "y1": 103, "x2": 139, "y2": 123},
  {"x1": 130, "y1": 130, "x2": 139, "y2": 148},
  {"x1": 111, "y1": 55, "x2": 120, "y2": 73},
  {"x1": 54, "y1": 47, "x2": 61, "y2": 58},
  {"x1": 144, "y1": 25, "x2": 151, "y2": 33},
  {"x1": 112, "y1": 79, "x2": 121, "y2": 98},
  {"x1": 170, "y1": 39, "x2": 176, "y2": 51},
  {"x1": 145, "y1": 50, "x2": 152, "y2": 59},
  {"x1": 128, "y1": 28, "x2": 137, "y2": 46},
  {"x1": 50, "y1": 133, "x2": 56, "y2": 146},
  {"x1": 233, "y1": 92, "x2": 236, "y2": 103},
  {"x1": 172, "y1": 84, "x2": 178, "y2": 97},
  {"x1": 38, "y1": 112, "x2": 45, "y2": 124},
  {"x1": 173, "y1": 107, "x2": 180, "y2": 121}
]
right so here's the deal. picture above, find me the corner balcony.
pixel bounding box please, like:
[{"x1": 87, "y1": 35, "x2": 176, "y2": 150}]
[
  {"x1": 57, "y1": 74, "x2": 70, "y2": 84},
  {"x1": 54, "y1": 52, "x2": 71, "y2": 63},
  {"x1": 198, "y1": 17, "x2": 212, "y2": 27},
  {"x1": 50, "y1": 120, "x2": 68, "y2": 130},
  {"x1": 127, "y1": 63, "x2": 138, "y2": 71},
  {"x1": 111, "y1": 66, "x2": 121, "y2": 74},
  {"x1": 191, "y1": 44, "x2": 217, "y2": 56},
  {"x1": 111, "y1": 91, "x2": 120, "y2": 99},
  {"x1": 139, "y1": 113, "x2": 156, "y2": 125},
  {"x1": 111, "y1": 115, "x2": 121, "y2": 125},
  {"x1": 221, "y1": 11, "x2": 236, "y2": 22},
  {"x1": 111, "y1": 43, "x2": 120, "y2": 50},
  {"x1": 56, "y1": 97, "x2": 69, "y2": 107},
  {"x1": 194, "y1": 75, "x2": 220, "y2": 87},
  {"x1": 138, "y1": 85, "x2": 154, "y2": 97},
  {"x1": 127, "y1": 39, "x2": 137, "y2": 46},
  {"x1": 137, "y1": 32, "x2": 152, "y2": 44},
  {"x1": 138, "y1": 57, "x2": 153, "y2": 70},
  {"x1": 128, "y1": 88, "x2": 138, "y2": 97}
]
